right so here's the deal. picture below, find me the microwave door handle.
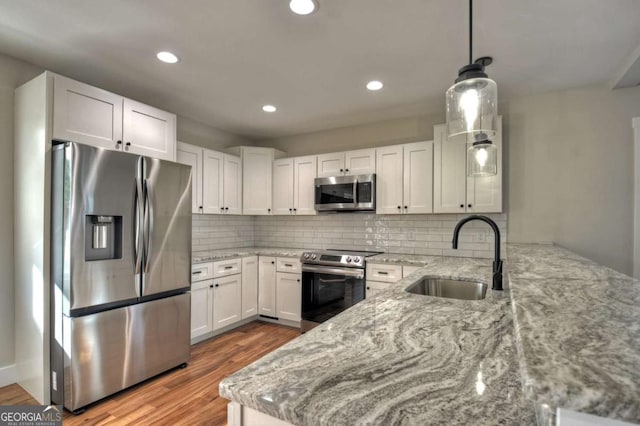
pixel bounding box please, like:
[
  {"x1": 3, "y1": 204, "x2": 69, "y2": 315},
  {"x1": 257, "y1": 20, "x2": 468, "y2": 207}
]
[{"x1": 353, "y1": 178, "x2": 358, "y2": 207}]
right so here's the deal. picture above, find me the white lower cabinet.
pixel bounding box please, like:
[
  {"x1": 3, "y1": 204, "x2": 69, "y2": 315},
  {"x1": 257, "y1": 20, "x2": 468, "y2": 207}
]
[
  {"x1": 213, "y1": 274, "x2": 242, "y2": 330},
  {"x1": 191, "y1": 259, "x2": 246, "y2": 342},
  {"x1": 242, "y1": 256, "x2": 258, "y2": 319},
  {"x1": 276, "y1": 272, "x2": 301, "y2": 322},
  {"x1": 258, "y1": 257, "x2": 277, "y2": 316},
  {"x1": 191, "y1": 279, "x2": 214, "y2": 340},
  {"x1": 258, "y1": 256, "x2": 301, "y2": 323},
  {"x1": 365, "y1": 264, "x2": 421, "y2": 299}
]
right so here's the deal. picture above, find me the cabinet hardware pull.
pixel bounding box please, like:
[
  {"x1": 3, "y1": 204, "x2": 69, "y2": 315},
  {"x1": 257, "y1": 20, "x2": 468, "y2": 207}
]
[
  {"x1": 199, "y1": 206, "x2": 203, "y2": 210},
  {"x1": 289, "y1": 208, "x2": 292, "y2": 212},
  {"x1": 404, "y1": 206, "x2": 408, "y2": 209},
  {"x1": 366, "y1": 286, "x2": 370, "y2": 290},
  {"x1": 378, "y1": 271, "x2": 388, "y2": 275},
  {"x1": 340, "y1": 168, "x2": 344, "y2": 172},
  {"x1": 209, "y1": 284, "x2": 213, "y2": 288},
  {"x1": 224, "y1": 266, "x2": 233, "y2": 270},
  {"x1": 468, "y1": 204, "x2": 472, "y2": 208},
  {"x1": 271, "y1": 261, "x2": 275, "y2": 264},
  {"x1": 297, "y1": 279, "x2": 301, "y2": 282},
  {"x1": 284, "y1": 264, "x2": 293, "y2": 267},
  {"x1": 220, "y1": 207, "x2": 224, "y2": 210},
  {"x1": 397, "y1": 206, "x2": 401, "y2": 209},
  {"x1": 293, "y1": 208, "x2": 297, "y2": 211},
  {"x1": 460, "y1": 204, "x2": 464, "y2": 208},
  {"x1": 225, "y1": 207, "x2": 229, "y2": 210},
  {"x1": 116, "y1": 140, "x2": 122, "y2": 149},
  {"x1": 215, "y1": 284, "x2": 219, "y2": 287},
  {"x1": 345, "y1": 168, "x2": 349, "y2": 172},
  {"x1": 268, "y1": 208, "x2": 271, "y2": 212},
  {"x1": 125, "y1": 142, "x2": 131, "y2": 147},
  {"x1": 192, "y1": 271, "x2": 203, "y2": 275}
]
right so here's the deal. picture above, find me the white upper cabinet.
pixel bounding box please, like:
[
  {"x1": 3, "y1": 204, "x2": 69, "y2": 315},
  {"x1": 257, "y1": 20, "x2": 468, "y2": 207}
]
[
  {"x1": 273, "y1": 155, "x2": 317, "y2": 215},
  {"x1": 272, "y1": 158, "x2": 294, "y2": 215},
  {"x1": 53, "y1": 74, "x2": 123, "y2": 150},
  {"x1": 433, "y1": 116, "x2": 503, "y2": 213},
  {"x1": 345, "y1": 148, "x2": 376, "y2": 175},
  {"x1": 316, "y1": 149, "x2": 375, "y2": 177},
  {"x1": 403, "y1": 141, "x2": 433, "y2": 214},
  {"x1": 376, "y1": 142, "x2": 433, "y2": 215},
  {"x1": 293, "y1": 156, "x2": 317, "y2": 215},
  {"x1": 238, "y1": 147, "x2": 280, "y2": 215},
  {"x1": 376, "y1": 145, "x2": 404, "y2": 214},
  {"x1": 122, "y1": 98, "x2": 176, "y2": 161},
  {"x1": 202, "y1": 149, "x2": 224, "y2": 214},
  {"x1": 176, "y1": 142, "x2": 203, "y2": 214},
  {"x1": 317, "y1": 152, "x2": 345, "y2": 178},
  {"x1": 52, "y1": 74, "x2": 176, "y2": 160},
  {"x1": 223, "y1": 154, "x2": 243, "y2": 215},
  {"x1": 178, "y1": 142, "x2": 242, "y2": 215}
]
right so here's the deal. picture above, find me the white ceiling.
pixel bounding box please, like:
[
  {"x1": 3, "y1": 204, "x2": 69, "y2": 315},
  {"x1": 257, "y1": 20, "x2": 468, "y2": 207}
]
[{"x1": 0, "y1": 0, "x2": 639, "y2": 139}]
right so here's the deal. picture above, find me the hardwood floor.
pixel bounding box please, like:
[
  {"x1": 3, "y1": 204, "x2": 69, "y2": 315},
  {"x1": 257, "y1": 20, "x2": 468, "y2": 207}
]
[{"x1": 0, "y1": 321, "x2": 300, "y2": 425}]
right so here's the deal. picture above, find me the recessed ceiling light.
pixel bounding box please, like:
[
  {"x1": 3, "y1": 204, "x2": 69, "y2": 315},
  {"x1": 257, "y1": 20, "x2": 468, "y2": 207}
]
[
  {"x1": 289, "y1": 0, "x2": 316, "y2": 15},
  {"x1": 366, "y1": 80, "x2": 384, "y2": 91},
  {"x1": 262, "y1": 105, "x2": 277, "y2": 113},
  {"x1": 156, "y1": 51, "x2": 179, "y2": 64}
]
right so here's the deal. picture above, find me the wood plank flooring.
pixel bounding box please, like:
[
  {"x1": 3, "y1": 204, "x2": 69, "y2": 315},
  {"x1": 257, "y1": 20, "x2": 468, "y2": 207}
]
[{"x1": 0, "y1": 321, "x2": 300, "y2": 425}]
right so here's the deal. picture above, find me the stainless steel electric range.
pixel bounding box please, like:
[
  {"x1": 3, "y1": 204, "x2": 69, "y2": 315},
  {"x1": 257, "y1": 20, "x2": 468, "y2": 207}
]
[{"x1": 300, "y1": 249, "x2": 381, "y2": 332}]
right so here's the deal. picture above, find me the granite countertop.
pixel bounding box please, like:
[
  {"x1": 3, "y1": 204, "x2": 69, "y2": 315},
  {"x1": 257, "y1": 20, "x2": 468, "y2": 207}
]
[
  {"x1": 219, "y1": 255, "x2": 535, "y2": 425},
  {"x1": 218, "y1": 244, "x2": 640, "y2": 425},
  {"x1": 507, "y1": 244, "x2": 640, "y2": 425},
  {"x1": 192, "y1": 247, "x2": 305, "y2": 263}
]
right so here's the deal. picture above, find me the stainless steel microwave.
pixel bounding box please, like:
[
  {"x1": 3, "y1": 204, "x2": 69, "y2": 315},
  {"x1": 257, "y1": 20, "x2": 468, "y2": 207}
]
[{"x1": 314, "y1": 174, "x2": 375, "y2": 212}]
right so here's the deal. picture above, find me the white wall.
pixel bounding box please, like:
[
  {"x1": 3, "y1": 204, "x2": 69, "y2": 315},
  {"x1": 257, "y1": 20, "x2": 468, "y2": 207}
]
[
  {"x1": 503, "y1": 85, "x2": 640, "y2": 274},
  {"x1": 259, "y1": 84, "x2": 640, "y2": 275},
  {"x1": 0, "y1": 54, "x2": 42, "y2": 375}
]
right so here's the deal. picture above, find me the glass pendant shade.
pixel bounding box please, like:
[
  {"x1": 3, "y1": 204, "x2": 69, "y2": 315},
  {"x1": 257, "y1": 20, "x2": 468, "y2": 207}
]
[
  {"x1": 446, "y1": 76, "x2": 498, "y2": 138},
  {"x1": 467, "y1": 139, "x2": 497, "y2": 177}
]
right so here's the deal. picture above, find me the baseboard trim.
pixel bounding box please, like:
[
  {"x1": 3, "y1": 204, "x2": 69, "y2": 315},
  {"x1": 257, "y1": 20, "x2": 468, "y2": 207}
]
[{"x1": 0, "y1": 364, "x2": 17, "y2": 387}]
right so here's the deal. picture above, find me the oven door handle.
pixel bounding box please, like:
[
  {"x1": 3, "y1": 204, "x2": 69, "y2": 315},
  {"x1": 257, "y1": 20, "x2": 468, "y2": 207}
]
[{"x1": 302, "y1": 265, "x2": 365, "y2": 279}]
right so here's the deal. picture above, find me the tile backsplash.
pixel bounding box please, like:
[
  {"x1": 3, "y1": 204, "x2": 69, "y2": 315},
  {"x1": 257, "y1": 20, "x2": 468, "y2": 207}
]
[
  {"x1": 252, "y1": 213, "x2": 507, "y2": 259},
  {"x1": 192, "y1": 215, "x2": 254, "y2": 252},
  {"x1": 193, "y1": 213, "x2": 506, "y2": 259}
]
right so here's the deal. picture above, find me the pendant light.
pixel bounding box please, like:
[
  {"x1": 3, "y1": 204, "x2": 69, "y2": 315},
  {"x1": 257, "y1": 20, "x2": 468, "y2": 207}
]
[
  {"x1": 446, "y1": 0, "x2": 498, "y2": 139},
  {"x1": 467, "y1": 132, "x2": 497, "y2": 177}
]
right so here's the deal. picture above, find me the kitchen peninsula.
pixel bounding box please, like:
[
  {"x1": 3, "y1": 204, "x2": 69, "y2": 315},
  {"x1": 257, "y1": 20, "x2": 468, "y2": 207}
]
[{"x1": 220, "y1": 244, "x2": 640, "y2": 426}]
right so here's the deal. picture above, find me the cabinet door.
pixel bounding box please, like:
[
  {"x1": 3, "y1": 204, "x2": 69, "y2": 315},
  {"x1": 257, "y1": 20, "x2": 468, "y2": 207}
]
[
  {"x1": 345, "y1": 148, "x2": 376, "y2": 175},
  {"x1": 276, "y1": 272, "x2": 301, "y2": 322},
  {"x1": 433, "y1": 124, "x2": 467, "y2": 213},
  {"x1": 272, "y1": 158, "x2": 294, "y2": 215},
  {"x1": 224, "y1": 154, "x2": 242, "y2": 215},
  {"x1": 258, "y1": 257, "x2": 277, "y2": 316},
  {"x1": 467, "y1": 116, "x2": 503, "y2": 213},
  {"x1": 293, "y1": 156, "x2": 317, "y2": 215},
  {"x1": 176, "y1": 142, "x2": 203, "y2": 214},
  {"x1": 365, "y1": 281, "x2": 391, "y2": 299},
  {"x1": 241, "y1": 256, "x2": 258, "y2": 319},
  {"x1": 213, "y1": 274, "x2": 242, "y2": 330},
  {"x1": 316, "y1": 152, "x2": 345, "y2": 178},
  {"x1": 191, "y1": 280, "x2": 213, "y2": 339},
  {"x1": 202, "y1": 149, "x2": 224, "y2": 214},
  {"x1": 376, "y1": 145, "x2": 404, "y2": 214},
  {"x1": 243, "y1": 148, "x2": 273, "y2": 215},
  {"x1": 52, "y1": 74, "x2": 123, "y2": 150},
  {"x1": 403, "y1": 141, "x2": 433, "y2": 214},
  {"x1": 122, "y1": 98, "x2": 176, "y2": 161}
]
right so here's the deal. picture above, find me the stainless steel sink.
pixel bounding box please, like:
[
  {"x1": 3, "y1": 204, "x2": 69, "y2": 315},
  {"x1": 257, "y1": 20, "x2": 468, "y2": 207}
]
[{"x1": 405, "y1": 277, "x2": 488, "y2": 300}]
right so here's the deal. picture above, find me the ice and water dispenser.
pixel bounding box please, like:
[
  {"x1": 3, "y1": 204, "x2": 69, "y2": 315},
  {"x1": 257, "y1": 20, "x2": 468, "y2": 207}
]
[{"x1": 85, "y1": 215, "x2": 123, "y2": 261}]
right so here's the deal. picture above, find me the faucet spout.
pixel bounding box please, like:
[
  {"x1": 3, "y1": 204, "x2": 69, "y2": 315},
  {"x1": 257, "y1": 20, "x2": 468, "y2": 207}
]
[{"x1": 452, "y1": 215, "x2": 503, "y2": 291}]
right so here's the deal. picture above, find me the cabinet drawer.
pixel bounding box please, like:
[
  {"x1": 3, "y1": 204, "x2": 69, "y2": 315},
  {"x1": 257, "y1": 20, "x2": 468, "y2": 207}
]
[
  {"x1": 366, "y1": 263, "x2": 402, "y2": 283},
  {"x1": 402, "y1": 266, "x2": 421, "y2": 278},
  {"x1": 276, "y1": 257, "x2": 301, "y2": 274},
  {"x1": 191, "y1": 263, "x2": 213, "y2": 283},
  {"x1": 213, "y1": 258, "x2": 242, "y2": 278}
]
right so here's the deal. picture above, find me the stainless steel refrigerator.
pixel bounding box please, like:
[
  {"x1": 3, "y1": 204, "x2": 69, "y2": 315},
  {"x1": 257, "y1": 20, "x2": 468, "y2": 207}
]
[{"x1": 50, "y1": 142, "x2": 192, "y2": 412}]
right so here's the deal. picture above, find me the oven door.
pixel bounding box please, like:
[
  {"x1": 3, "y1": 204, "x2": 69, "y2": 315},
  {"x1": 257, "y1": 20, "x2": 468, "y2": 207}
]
[{"x1": 301, "y1": 265, "x2": 365, "y2": 332}]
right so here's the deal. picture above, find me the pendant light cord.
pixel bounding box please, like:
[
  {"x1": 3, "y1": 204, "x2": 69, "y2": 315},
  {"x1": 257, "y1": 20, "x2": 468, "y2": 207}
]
[{"x1": 469, "y1": 0, "x2": 473, "y2": 64}]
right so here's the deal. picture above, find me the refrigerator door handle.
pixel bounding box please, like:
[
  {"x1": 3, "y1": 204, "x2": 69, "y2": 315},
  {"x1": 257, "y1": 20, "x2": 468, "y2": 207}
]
[
  {"x1": 133, "y1": 177, "x2": 144, "y2": 287},
  {"x1": 143, "y1": 179, "x2": 154, "y2": 275}
]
